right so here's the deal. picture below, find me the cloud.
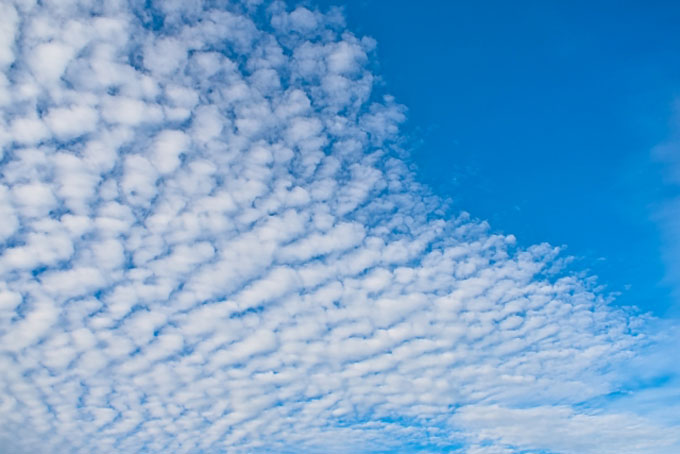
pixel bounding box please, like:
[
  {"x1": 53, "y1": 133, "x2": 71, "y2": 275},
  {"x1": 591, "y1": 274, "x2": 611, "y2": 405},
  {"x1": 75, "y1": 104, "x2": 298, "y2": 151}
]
[
  {"x1": 652, "y1": 109, "x2": 680, "y2": 308},
  {"x1": 453, "y1": 404, "x2": 679, "y2": 454},
  {"x1": 0, "y1": 1, "x2": 677, "y2": 453}
]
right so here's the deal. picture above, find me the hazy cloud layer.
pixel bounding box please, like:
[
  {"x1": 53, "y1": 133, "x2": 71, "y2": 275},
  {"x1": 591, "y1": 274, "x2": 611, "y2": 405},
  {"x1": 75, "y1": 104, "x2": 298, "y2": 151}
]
[{"x1": 0, "y1": 1, "x2": 677, "y2": 453}]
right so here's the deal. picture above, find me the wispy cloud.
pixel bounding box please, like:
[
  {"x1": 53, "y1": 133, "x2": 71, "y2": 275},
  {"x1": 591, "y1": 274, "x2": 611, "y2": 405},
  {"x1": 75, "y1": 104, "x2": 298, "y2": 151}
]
[
  {"x1": 652, "y1": 104, "x2": 680, "y2": 310},
  {"x1": 0, "y1": 1, "x2": 677, "y2": 453}
]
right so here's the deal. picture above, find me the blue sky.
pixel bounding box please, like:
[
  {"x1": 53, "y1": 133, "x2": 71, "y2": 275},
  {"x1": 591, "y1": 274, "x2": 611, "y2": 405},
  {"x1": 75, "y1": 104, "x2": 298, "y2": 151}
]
[
  {"x1": 321, "y1": 0, "x2": 680, "y2": 317},
  {"x1": 0, "y1": 1, "x2": 678, "y2": 453}
]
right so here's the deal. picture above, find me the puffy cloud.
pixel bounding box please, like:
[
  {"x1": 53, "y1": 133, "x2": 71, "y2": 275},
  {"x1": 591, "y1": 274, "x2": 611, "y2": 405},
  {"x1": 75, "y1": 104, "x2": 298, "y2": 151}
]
[
  {"x1": 0, "y1": 3, "x2": 19, "y2": 69},
  {"x1": 0, "y1": 1, "x2": 677, "y2": 454},
  {"x1": 44, "y1": 104, "x2": 99, "y2": 140}
]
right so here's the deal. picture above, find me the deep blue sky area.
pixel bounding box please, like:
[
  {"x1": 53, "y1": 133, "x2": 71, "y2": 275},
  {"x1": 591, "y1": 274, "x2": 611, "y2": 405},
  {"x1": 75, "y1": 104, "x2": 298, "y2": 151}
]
[{"x1": 315, "y1": 0, "x2": 680, "y2": 315}]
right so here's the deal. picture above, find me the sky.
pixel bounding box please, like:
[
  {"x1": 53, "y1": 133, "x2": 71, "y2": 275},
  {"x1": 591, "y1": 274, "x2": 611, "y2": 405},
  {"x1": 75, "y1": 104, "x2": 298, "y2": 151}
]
[
  {"x1": 0, "y1": 1, "x2": 678, "y2": 454},
  {"x1": 317, "y1": 0, "x2": 680, "y2": 317}
]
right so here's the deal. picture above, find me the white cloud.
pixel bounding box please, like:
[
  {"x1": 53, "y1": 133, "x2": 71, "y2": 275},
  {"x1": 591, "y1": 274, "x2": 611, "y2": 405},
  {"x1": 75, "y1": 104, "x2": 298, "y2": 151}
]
[
  {"x1": 10, "y1": 115, "x2": 50, "y2": 145},
  {"x1": 102, "y1": 95, "x2": 163, "y2": 125},
  {"x1": 150, "y1": 129, "x2": 190, "y2": 175},
  {"x1": 45, "y1": 104, "x2": 99, "y2": 140},
  {"x1": 27, "y1": 40, "x2": 77, "y2": 83},
  {"x1": 453, "y1": 404, "x2": 679, "y2": 454},
  {"x1": 0, "y1": 1, "x2": 677, "y2": 454},
  {"x1": 0, "y1": 2, "x2": 19, "y2": 69},
  {"x1": 11, "y1": 182, "x2": 57, "y2": 217}
]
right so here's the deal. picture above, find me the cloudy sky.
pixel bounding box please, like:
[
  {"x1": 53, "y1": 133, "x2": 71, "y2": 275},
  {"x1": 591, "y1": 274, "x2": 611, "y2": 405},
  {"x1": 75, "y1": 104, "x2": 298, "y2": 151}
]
[{"x1": 0, "y1": 1, "x2": 678, "y2": 453}]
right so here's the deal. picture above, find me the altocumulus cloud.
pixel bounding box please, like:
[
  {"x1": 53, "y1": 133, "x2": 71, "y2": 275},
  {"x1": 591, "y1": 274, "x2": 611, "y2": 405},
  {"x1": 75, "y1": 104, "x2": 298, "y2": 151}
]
[{"x1": 0, "y1": 1, "x2": 678, "y2": 454}]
